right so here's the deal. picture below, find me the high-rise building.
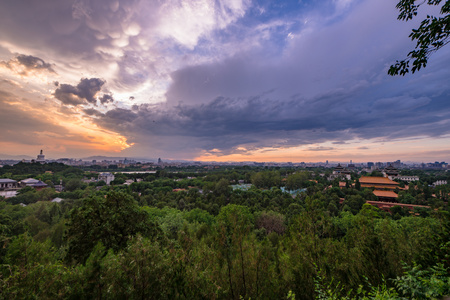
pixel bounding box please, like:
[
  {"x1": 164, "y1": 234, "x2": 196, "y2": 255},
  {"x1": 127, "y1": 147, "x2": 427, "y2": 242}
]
[{"x1": 392, "y1": 160, "x2": 401, "y2": 168}]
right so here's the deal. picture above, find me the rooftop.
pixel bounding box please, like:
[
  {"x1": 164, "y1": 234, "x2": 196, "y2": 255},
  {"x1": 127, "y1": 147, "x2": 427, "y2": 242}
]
[
  {"x1": 30, "y1": 181, "x2": 48, "y2": 187},
  {"x1": 0, "y1": 179, "x2": 17, "y2": 183},
  {"x1": 21, "y1": 178, "x2": 40, "y2": 184},
  {"x1": 359, "y1": 176, "x2": 399, "y2": 185},
  {"x1": 373, "y1": 190, "x2": 398, "y2": 198}
]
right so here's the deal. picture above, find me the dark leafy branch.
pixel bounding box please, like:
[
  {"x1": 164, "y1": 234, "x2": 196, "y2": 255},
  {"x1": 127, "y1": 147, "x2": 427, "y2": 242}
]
[{"x1": 389, "y1": 0, "x2": 450, "y2": 75}]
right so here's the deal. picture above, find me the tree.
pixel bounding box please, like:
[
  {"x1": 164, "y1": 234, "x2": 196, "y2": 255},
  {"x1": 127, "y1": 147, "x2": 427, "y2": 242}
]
[
  {"x1": 214, "y1": 178, "x2": 231, "y2": 197},
  {"x1": 64, "y1": 178, "x2": 84, "y2": 192},
  {"x1": 66, "y1": 191, "x2": 160, "y2": 263},
  {"x1": 251, "y1": 171, "x2": 281, "y2": 189},
  {"x1": 255, "y1": 211, "x2": 286, "y2": 235},
  {"x1": 285, "y1": 171, "x2": 310, "y2": 191},
  {"x1": 389, "y1": 0, "x2": 450, "y2": 75},
  {"x1": 216, "y1": 205, "x2": 254, "y2": 299},
  {"x1": 100, "y1": 236, "x2": 173, "y2": 299},
  {"x1": 355, "y1": 179, "x2": 361, "y2": 191}
]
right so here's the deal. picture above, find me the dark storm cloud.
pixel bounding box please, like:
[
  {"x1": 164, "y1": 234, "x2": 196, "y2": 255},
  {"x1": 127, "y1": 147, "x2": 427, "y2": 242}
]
[
  {"x1": 83, "y1": 108, "x2": 104, "y2": 117},
  {"x1": 1, "y1": 54, "x2": 55, "y2": 75},
  {"x1": 99, "y1": 94, "x2": 114, "y2": 104},
  {"x1": 91, "y1": 72, "x2": 450, "y2": 155},
  {"x1": 54, "y1": 84, "x2": 84, "y2": 106},
  {"x1": 53, "y1": 78, "x2": 106, "y2": 105},
  {"x1": 75, "y1": 78, "x2": 106, "y2": 104},
  {"x1": 16, "y1": 54, "x2": 55, "y2": 73},
  {"x1": 146, "y1": 0, "x2": 450, "y2": 156},
  {"x1": 164, "y1": 0, "x2": 415, "y2": 108},
  {"x1": 104, "y1": 108, "x2": 138, "y2": 123}
]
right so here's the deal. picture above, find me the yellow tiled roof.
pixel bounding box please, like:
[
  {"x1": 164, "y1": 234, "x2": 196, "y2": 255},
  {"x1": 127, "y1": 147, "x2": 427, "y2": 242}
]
[
  {"x1": 373, "y1": 190, "x2": 398, "y2": 198},
  {"x1": 359, "y1": 176, "x2": 399, "y2": 185}
]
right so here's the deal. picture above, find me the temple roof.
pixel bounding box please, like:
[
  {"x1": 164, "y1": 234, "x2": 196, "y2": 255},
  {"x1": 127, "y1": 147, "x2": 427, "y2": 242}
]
[
  {"x1": 20, "y1": 178, "x2": 40, "y2": 184},
  {"x1": 373, "y1": 190, "x2": 398, "y2": 198},
  {"x1": 30, "y1": 180, "x2": 47, "y2": 187},
  {"x1": 0, "y1": 179, "x2": 17, "y2": 183},
  {"x1": 359, "y1": 176, "x2": 399, "y2": 185},
  {"x1": 385, "y1": 164, "x2": 397, "y2": 170}
]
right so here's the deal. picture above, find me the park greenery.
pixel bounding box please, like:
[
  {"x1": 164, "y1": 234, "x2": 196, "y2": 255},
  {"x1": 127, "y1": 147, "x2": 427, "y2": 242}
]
[{"x1": 0, "y1": 162, "x2": 449, "y2": 299}]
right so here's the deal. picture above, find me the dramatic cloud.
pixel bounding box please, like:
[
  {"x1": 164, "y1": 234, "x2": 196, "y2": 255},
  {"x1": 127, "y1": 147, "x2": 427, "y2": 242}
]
[
  {"x1": 0, "y1": 54, "x2": 55, "y2": 76},
  {"x1": 53, "y1": 78, "x2": 107, "y2": 106},
  {"x1": 99, "y1": 94, "x2": 114, "y2": 104},
  {"x1": 92, "y1": 72, "x2": 450, "y2": 157},
  {"x1": 83, "y1": 108, "x2": 104, "y2": 117}
]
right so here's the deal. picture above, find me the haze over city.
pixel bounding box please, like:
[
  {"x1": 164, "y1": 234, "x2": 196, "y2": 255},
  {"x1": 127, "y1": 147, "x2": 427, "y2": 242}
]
[{"x1": 1, "y1": 0, "x2": 450, "y2": 163}]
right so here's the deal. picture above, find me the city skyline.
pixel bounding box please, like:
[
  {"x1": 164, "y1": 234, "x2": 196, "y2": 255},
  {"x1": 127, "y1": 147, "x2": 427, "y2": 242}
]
[
  {"x1": 1, "y1": 0, "x2": 450, "y2": 162},
  {"x1": 0, "y1": 149, "x2": 446, "y2": 166}
]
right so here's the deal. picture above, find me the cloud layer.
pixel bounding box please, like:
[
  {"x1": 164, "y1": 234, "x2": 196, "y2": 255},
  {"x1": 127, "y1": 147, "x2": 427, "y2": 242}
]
[{"x1": 0, "y1": 0, "x2": 449, "y2": 161}]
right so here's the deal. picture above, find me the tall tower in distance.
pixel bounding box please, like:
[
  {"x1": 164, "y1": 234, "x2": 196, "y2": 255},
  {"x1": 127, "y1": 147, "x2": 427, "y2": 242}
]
[{"x1": 36, "y1": 149, "x2": 46, "y2": 163}]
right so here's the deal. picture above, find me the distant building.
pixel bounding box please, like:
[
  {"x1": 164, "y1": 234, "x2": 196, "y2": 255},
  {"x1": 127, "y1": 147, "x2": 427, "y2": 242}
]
[
  {"x1": 365, "y1": 200, "x2": 429, "y2": 213},
  {"x1": 36, "y1": 149, "x2": 46, "y2": 163},
  {"x1": 20, "y1": 178, "x2": 48, "y2": 190},
  {"x1": 98, "y1": 172, "x2": 115, "y2": 185},
  {"x1": 20, "y1": 178, "x2": 40, "y2": 186},
  {"x1": 359, "y1": 176, "x2": 401, "y2": 202},
  {"x1": 328, "y1": 164, "x2": 352, "y2": 181},
  {"x1": 433, "y1": 180, "x2": 447, "y2": 186},
  {"x1": 383, "y1": 164, "x2": 399, "y2": 180},
  {"x1": 53, "y1": 179, "x2": 64, "y2": 192},
  {"x1": 124, "y1": 179, "x2": 135, "y2": 185},
  {"x1": 392, "y1": 160, "x2": 402, "y2": 168},
  {"x1": 367, "y1": 162, "x2": 374, "y2": 169},
  {"x1": 397, "y1": 175, "x2": 419, "y2": 182},
  {"x1": 0, "y1": 179, "x2": 19, "y2": 190},
  {"x1": 375, "y1": 162, "x2": 384, "y2": 169},
  {"x1": 359, "y1": 176, "x2": 400, "y2": 190},
  {"x1": 0, "y1": 179, "x2": 20, "y2": 198},
  {"x1": 426, "y1": 161, "x2": 446, "y2": 169},
  {"x1": 373, "y1": 190, "x2": 399, "y2": 201},
  {"x1": 381, "y1": 164, "x2": 419, "y2": 182}
]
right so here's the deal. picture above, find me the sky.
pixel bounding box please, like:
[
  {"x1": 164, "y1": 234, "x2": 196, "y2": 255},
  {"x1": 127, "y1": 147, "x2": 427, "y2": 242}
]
[{"x1": 0, "y1": 0, "x2": 450, "y2": 163}]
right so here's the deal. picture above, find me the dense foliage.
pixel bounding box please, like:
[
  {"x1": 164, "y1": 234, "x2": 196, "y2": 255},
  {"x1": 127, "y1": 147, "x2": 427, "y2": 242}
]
[{"x1": 0, "y1": 163, "x2": 449, "y2": 299}]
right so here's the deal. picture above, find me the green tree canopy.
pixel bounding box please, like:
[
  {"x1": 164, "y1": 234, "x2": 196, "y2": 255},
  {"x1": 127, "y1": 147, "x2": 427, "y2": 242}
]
[
  {"x1": 66, "y1": 191, "x2": 160, "y2": 263},
  {"x1": 285, "y1": 171, "x2": 310, "y2": 191},
  {"x1": 389, "y1": 0, "x2": 450, "y2": 75}
]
